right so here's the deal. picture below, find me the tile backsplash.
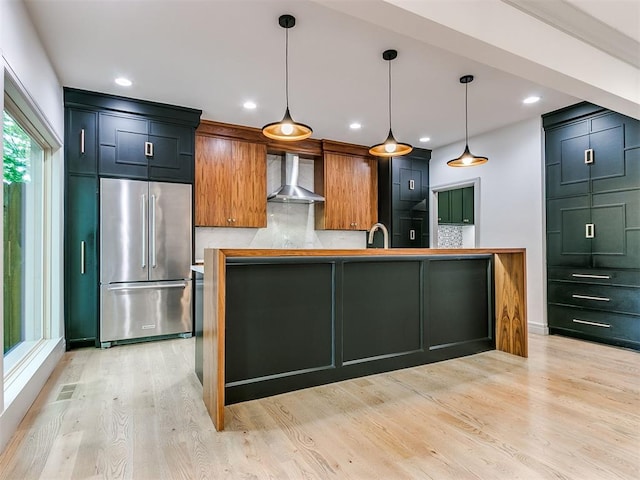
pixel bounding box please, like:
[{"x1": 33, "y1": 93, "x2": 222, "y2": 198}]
[
  {"x1": 437, "y1": 224, "x2": 476, "y2": 249},
  {"x1": 195, "y1": 153, "x2": 365, "y2": 258}
]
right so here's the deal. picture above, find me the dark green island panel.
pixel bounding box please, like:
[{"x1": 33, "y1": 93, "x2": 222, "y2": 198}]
[
  {"x1": 221, "y1": 255, "x2": 494, "y2": 405},
  {"x1": 202, "y1": 248, "x2": 528, "y2": 431}
]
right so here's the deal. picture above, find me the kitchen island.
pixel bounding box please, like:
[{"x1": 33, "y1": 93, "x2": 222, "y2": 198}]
[{"x1": 201, "y1": 248, "x2": 527, "y2": 431}]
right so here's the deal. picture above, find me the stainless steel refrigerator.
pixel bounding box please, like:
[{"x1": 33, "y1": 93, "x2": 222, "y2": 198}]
[{"x1": 99, "y1": 178, "x2": 192, "y2": 347}]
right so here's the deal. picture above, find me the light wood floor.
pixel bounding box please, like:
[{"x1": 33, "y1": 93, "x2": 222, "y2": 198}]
[{"x1": 0, "y1": 334, "x2": 638, "y2": 480}]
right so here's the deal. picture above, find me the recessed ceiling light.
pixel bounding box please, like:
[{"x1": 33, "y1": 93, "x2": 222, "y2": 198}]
[
  {"x1": 115, "y1": 77, "x2": 132, "y2": 87},
  {"x1": 419, "y1": 137, "x2": 431, "y2": 143},
  {"x1": 523, "y1": 96, "x2": 541, "y2": 104},
  {"x1": 243, "y1": 101, "x2": 257, "y2": 110},
  {"x1": 350, "y1": 122, "x2": 362, "y2": 130}
]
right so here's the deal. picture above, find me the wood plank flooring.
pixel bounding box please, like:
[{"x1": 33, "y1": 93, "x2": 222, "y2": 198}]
[{"x1": 0, "y1": 334, "x2": 638, "y2": 479}]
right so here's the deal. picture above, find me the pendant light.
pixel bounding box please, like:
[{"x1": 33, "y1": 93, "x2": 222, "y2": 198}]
[
  {"x1": 262, "y1": 14, "x2": 312, "y2": 142},
  {"x1": 447, "y1": 75, "x2": 488, "y2": 167},
  {"x1": 369, "y1": 49, "x2": 412, "y2": 157}
]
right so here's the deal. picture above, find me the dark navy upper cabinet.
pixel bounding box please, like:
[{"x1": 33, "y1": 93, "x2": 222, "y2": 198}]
[
  {"x1": 543, "y1": 102, "x2": 640, "y2": 350},
  {"x1": 66, "y1": 108, "x2": 98, "y2": 174},
  {"x1": 65, "y1": 88, "x2": 201, "y2": 183},
  {"x1": 377, "y1": 148, "x2": 431, "y2": 248}
]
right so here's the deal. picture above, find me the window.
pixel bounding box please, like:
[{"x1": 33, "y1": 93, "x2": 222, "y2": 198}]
[{"x1": 3, "y1": 104, "x2": 45, "y2": 374}]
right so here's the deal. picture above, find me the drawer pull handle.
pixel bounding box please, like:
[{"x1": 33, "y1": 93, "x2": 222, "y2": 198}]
[
  {"x1": 145, "y1": 141, "x2": 154, "y2": 157},
  {"x1": 584, "y1": 148, "x2": 594, "y2": 164},
  {"x1": 409, "y1": 229, "x2": 416, "y2": 240},
  {"x1": 572, "y1": 294, "x2": 610, "y2": 302},
  {"x1": 409, "y1": 179, "x2": 415, "y2": 190},
  {"x1": 572, "y1": 319, "x2": 610, "y2": 328},
  {"x1": 571, "y1": 273, "x2": 611, "y2": 279},
  {"x1": 80, "y1": 128, "x2": 85, "y2": 154}
]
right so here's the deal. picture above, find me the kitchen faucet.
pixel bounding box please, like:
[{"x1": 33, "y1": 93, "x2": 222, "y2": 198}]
[{"x1": 368, "y1": 223, "x2": 389, "y2": 249}]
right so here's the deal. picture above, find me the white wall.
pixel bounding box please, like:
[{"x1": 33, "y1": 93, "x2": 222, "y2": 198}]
[
  {"x1": 430, "y1": 117, "x2": 547, "y2": 335},
  {"x1": 1, "y1": 0, "x2": 65, "y2": 454}
]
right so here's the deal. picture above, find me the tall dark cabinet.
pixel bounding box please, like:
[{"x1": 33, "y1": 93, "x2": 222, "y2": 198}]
[
  {"x1": 377, "y1": 148, "x2": 431, "y2": 248},
  {"x1": 63, "y1": 89, "x2": 201, "y2": 349},
  {"x1": 543, "y1": 102, "x2": 640, "y2": 350}
]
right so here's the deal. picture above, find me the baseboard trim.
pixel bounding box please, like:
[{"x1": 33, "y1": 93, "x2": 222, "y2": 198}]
[
  {"x1": 528, "y1": 322, "x2": 549, "y2": 336},
  {"x1": 0, "y1": 338, "x2": 65, "y2": 455}
]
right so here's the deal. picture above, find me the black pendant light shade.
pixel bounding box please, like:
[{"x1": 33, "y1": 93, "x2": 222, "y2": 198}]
[
  {"x1": 369, "y1": 49, "x2": 412, "y2": 157},
  {"x1": 262, "y1": 14, "x2": 313, "y2": 142},
  {"x1": 447, "y1": 75, "x2": 488, "y2": 167}
]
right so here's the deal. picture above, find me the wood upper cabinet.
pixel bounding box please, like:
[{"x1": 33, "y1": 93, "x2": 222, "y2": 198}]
[
  {"x1": 195, "y1": 135, "x2": 267, "y2": 227},
  {"x1": 315, "y1": 147, "x2": 377, "y2": 231}
]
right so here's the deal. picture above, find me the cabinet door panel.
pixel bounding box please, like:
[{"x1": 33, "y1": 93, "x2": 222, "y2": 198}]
[
  {"x1": 231, "y1": 141, "x2": 267, "y2": 227},
  {"x1": 320, "y1": 153, "x2": 375, "y2": 230},
  {"x1": 589, "y1": 126, "x2": 624, "y2": 181},
  {"x1": 352, "y1": 156, "x2": 376, "y2": 230},
  {"x1": 591, "y1": 205, "x2": 625, "y2": 256},
  {"x1": 148, "y1": 121, "x2": 194, "y2": 182},
  {"x1": 399, "y1": 168, "x2": 422, "y2": 202},
  {"x1": 195, "y1": 135, "x2": 232, "y2": 226},
  {"x1": 561, "y1": 207, "x2": 592, "y2": 255},
  {"x1": 449, "y1": 188, "x2": 463, "y2": 224},
  {"x1": 65, "y1": 175, "x2": 98, "y2": 345},
  {"x1": 592, "y1": 189, "x2": 640, "y2": 268},
  {"x1": 99, "y1": 113, "x2": 148, "y2": 178},
  {"x1": 343, "y1": 261, "x2": 422, "y2": 362},
  {"x1": 546, "y1": 123, "x2": 590, "y2": 198},
  {"x1": 437, "y1": 190, "x2": 450, "y2": 223},
  {"x1": 462, "y1": 186, "x2": 474, "y2": 224},
  {"x1": 546, "y1": 196, "x2": 591, "y2": 267},
  {"x1": 560, "y1": 135, "x2": 590, "y2": 185},
  {"x1": 67, "y1": 109, "x2": 97, "y2": 174}
]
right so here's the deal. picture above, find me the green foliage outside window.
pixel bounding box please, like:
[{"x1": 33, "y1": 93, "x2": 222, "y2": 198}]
[
  {"x1": 3, "y1": 111, "x2": 31, "y2": 184},
  {"x1": 3, "y1": 111, "x2": 30, "y2": 354}
]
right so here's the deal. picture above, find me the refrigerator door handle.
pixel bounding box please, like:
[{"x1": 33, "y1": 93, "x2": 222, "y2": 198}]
[
  {"x1": 107, "y1": 281, "x2": 189, "y2": 291},
  {"x1": 151, "y1": 194, "x2": 157, "y2": 268},
  {"x1": 141, "y1": 194, "x2": 147, "y2": 269}
]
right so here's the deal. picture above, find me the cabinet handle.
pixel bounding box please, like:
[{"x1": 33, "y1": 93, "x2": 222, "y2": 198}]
[
  {"x1": 572, "y1": 273, "x2": 610, "y2": 279},
  {"x1": 572, "y1": 318, "x2": 610, "y2": 328},
  {"x1": 463, "y1": 219, "x2": 469, "y2": 223},
  {"x1": 584, "y1": 148, "x2": 594, "y2": 164},
  {"x1": 80, "y1": 129, "x2": 85, "y2": 154},
  {"x1": 80, "y1": 241, "x2": 86, "y2": 274},
  {"x1": 409, "y1": 229, "x2": 416, "y2": 240},
  {"x1": 585, "y1": 223, "x2": 595, "y2": 238},
  {"x1": 572, "y1": 294, "x2": 610, "y2": 302},
  {"x1": 409, "y1": 179, "x2": 415, "y2": 190},
  {"x1": 145, "y1": 141, "x2": 154, "y2": 157}
]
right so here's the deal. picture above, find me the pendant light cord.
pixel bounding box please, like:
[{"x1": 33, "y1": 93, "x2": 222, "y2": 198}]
[
  {"x1": 388, "y1": 58, "x2": 392, "y2": 131},
  {"x1": 285, "y1": 26, "x2": 289, "y2": 109},
  {"x1": 465, "y1": 81, "x2": 469, "y2": 145}
]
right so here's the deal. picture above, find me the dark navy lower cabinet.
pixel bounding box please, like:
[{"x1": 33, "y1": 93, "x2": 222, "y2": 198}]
[{"x1": 223, "y1": 255, "x2": 494, "y2": 404}]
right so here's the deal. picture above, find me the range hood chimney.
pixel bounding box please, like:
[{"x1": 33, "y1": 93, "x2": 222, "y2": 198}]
[{"x1": 267, "y1": 153, "x2": 325, "y2": 203}]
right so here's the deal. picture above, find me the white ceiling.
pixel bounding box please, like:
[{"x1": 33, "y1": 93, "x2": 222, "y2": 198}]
[{"x1": 23, "y1": 0, "x2": 638, "y2": 150}]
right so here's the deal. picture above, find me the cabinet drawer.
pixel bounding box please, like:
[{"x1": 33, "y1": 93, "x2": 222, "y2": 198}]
[
  {"x1": 548, "y1": 305, "x2": 639, "y2": 347},
  {"x1": 547, "y1": 266, "x2": 640, "y2": 287},
  {"x1": 548, "y1": 282, "x2": 640, "y2": 315}
]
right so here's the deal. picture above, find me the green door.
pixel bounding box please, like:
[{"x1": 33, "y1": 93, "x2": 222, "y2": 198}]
[
  {"x1": 65, "y1": 175, "x2": 98, "y2": 347},
  {"x1": 438, "y1": 190, "x2": 450, "y2": 223},
  {"x1": 449, "y1": 188, "x2": 463, "y2": 223},
  {"x1": 462, "y1": 187, "x2": 474, "y2": 224}
]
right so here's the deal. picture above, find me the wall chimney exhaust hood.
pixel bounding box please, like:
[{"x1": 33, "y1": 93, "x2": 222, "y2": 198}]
[{"x1": 268, "y1": 153, "x2": 325, "y2": 203}]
